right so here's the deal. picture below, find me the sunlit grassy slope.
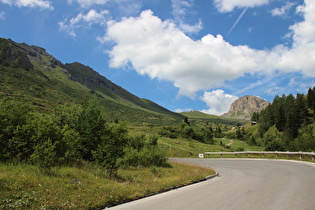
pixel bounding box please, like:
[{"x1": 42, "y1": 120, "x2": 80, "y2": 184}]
[{"x1": 0, "y1": 38, "x2": 184, "y2": 125}]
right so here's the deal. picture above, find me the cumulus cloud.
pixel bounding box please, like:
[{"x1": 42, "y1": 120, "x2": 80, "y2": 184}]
[
  {"x1": 104, "y1": 10, "x2": 267, "y2": 97},
  {"x1": 200, "y1": 90, "x2": 239, "y2": 115},
  {"x1": 67, "y1": 0, "x2": 108, "y2": 8},
  {"x1": 213, "y1": 0, "x2": 269, "y2": 12},
  {"x1": 289, "y1": 0, "x2": 315, "y2": 45},
  {"x1": 171, "y1": 0, "x2": 203, "y2": 33},
  {"x1": 270, "y1": 2, "x2": 296, "y2": 17},
  {"x1": 273, "y1": 0, "x2": 315, "y2": 77},
  {"x1": 104, "y1": 0, "x2": 315, "y2": 99},
  {"x1": 0, "y1": 0, "x2": 53, "y2": 10},
  {"x1": 59, "y1": 9, "x2": 109, "y2": 37}
]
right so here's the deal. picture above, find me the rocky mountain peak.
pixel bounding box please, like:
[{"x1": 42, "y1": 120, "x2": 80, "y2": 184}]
[{"x1": 222, "y1": 95, "x2": 270, "y2": 120}]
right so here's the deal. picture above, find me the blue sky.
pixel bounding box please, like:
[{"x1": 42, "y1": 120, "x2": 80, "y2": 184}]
[{"x1": 1, "y1": 0, "x2": 315, "y2": 115}]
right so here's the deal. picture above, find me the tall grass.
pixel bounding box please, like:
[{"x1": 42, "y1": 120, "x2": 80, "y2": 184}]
[{"x1": 0, "y1": 162, "x2": 215, "y2": 209}]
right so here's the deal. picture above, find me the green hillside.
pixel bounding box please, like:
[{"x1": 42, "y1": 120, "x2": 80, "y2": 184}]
[
  {"x1": 181, "y1": 110, "x2": 219, "y2": 119},
  {"x1": 234, "y1": 89, "x2": 315, "y2": 152},
  {"x1": 0, "y1": 38, "x2": 184, "y2": 125},
  {"x1": 181, "y1": 110, "x2": 240, "y2": 125}
]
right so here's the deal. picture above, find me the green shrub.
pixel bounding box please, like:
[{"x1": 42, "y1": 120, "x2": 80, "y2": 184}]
[
  {"x1": 119, "y1": 134, "x2": 167, "y2": 168},
  {"x1": 147, "y1": 134, "x2": 159, "y2": 146},
  {"x1": 119, "y1": 145, "x2": 167, "y2": 168},
  {"x1": 30, "y1": 139, "x2": 58, "y2": 173}
]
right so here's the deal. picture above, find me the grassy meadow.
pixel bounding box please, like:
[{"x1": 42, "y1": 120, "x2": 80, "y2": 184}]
[{"x1": 0, "y1": 162, "x2": 214, "y2": 209}]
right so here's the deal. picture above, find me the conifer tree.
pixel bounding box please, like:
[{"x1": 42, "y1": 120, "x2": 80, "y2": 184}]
[
  {"x1": 275, "y1": 105, "x2": 286, "y2": 131},
  {"x1": 295, "y1": 93, "x2": 308, "y2": 126},
  {"x1": 307, "y1": 87, "x2": 315, "y2": 111}
]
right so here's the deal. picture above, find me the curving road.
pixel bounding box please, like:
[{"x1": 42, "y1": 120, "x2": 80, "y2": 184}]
[{"x1": 108, "y1": 158, "x2": 315, "y2": 210}]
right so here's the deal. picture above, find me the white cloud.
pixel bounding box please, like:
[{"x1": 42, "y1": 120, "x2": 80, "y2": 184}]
[
  {"x1": 200, "y1": 90, "x2": 239, "y2": 115},
  {"x1": 178, "y1": 19, "x2": 203, "y2": 34},
  {"x1": 0, "y1": 0, "x2": 53, "y2": 10},
  {"x1": 174, "y1": 108, "x2": 193, "y2": 113},
  {"x1": 105, "y1": 10, "x2": 266, "y2": 97},
  {"x1": 67, "y1": 0, "x2": 108, "y2": 8},
  {"x1": 273, "y1": 0, "x2": 315, "y2": 77},
  {"x1": 104, "y1": 0, "x2": 315, "y2": 98},
  {"x1": 213, "y1": 0, "x2": 269, "y2": 13},
  {"x1": 289, "y1": 0, "x2": 315, "y2": 45},
  {"x1": 271, "y1": 2, "x2": 296, "y2": 17},
  {"x1": 171, "y1": 0, "x2": 203, "y2": 33},
  {"x1": 59, "y1": 9, "x2": 109, "y2": 37}
]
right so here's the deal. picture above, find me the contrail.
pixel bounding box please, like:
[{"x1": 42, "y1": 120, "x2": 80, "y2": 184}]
[{"x1": 227, "y1": 7, "x2": 248, "y2": 37}]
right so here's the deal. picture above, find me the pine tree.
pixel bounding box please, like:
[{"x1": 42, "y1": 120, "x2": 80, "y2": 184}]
[
  {"x1": 275, "y1": 105, "x2": 286, "y2": 131},
  {"x1": 283, "y1": 94, "x2": 299, "y2": 140},
  {"x1": 184, "y1": 117, "x2": 190, "y2": 126},
  {"x1": 251, "y1": 112, "x2": 259, "y2": 122},
  {"x1": 307, "y1": 87, "x2": 315, "y2": 111},
  {"x1": 295, "y1": 93, "x2": 308, "y2": 127}
]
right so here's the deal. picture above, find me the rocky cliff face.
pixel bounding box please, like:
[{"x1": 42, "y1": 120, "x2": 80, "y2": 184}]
[{"x1": 222, "y1": 95, "x2": 270, "y2": 120}]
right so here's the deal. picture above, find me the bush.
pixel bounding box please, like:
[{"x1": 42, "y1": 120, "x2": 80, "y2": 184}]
[
  {"x1": 0, "y1": 101, "x2": 31, "y2": 161},
  {"x1": 118, "y1": 134, "x2": 167, "y2": 168},
  {"x1": 93, "y1": 122, "x2": 129, "y2": 176},
  {"x1": 233, "y1": 147, "x2": 244, "y2": 151},
  {"x1": 265, "y1": 140, "x2": 284, "y2": 151},
  {"x1": 0, "y1": 99, "x2": 166, "y2": 173},
  {"x1": 158, "y1": 126, "x2": 178, "y2": 139},
  {"x1": 30, "y1": 139, "x2": 57, "y2": 172},
  {"x1": 119, "y1": 146, "x2": 167, "y2": 168}
]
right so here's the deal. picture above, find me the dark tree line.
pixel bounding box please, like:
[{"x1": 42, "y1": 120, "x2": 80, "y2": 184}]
[{"x1": 254, "y1": 87, "x2": 315, "y2": 151}]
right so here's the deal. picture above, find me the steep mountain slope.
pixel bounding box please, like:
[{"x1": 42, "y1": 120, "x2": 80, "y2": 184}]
[
  {"x1": 63, "y1": 62, "x2": 182, "y2": 117},
  {"x1": 222, "y1": 95, "x2": 270, "y2": 120},
  {"x1": 0, "y1": 38, "x2": 183, "y2": 125}
]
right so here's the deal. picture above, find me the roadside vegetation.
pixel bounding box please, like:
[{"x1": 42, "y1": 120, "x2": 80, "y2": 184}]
[
  {"x1": 0, "y1": 98, "x2": 217, "y2": 209},
  {"x1": 0, "y1": 162, "x2": 214, "y2": 209}
]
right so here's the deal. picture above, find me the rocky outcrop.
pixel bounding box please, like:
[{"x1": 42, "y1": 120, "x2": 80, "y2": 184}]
[
  {"x1": 9, "y1": 39, "x2": 62, "y2": 68},
  {"x1": 222, "y1": 95, "x2": 270, "y2": 120}
]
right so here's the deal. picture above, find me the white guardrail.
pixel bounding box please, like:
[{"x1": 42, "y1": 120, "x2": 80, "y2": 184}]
[{"x1": 202, "y1": 151, "x2": 315, "y2": 160}]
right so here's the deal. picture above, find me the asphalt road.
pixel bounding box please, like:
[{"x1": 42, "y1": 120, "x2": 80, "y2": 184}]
[{"x1": 107, "y1": 158, "x2": 315, "y2": 210}]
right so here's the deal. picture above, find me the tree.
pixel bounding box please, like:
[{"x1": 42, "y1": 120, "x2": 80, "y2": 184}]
[
  {"x1": 209, "y1": 126, "x2": 214, "y2": 133},
  {"x1": 0, "y1": 101, "x2": 31, "y2": 161},
  {"x1": 248, "y1": 135, "x2": 256, "y2": 146},
  {"x1": 184, "y1": 117, "x2": 190, "y2": 126},
  {"x1": 281, "y1": 95, "x2": 299, "y2": 150},
  {"x1": 75, "y1": 99, "x2": 107, "y2": 160},
  {"x1": 251, "y1": 112, "x2": 260, "y2": 122},
  {"x1": 295, "y1": 93, "x2": 308, "y2": 126},
  {"x1": 30, "y1": 139, "x2": 57, "y2": 173},
  {"x1": 93, "y1": 122, "x2": 129, "y2": 176},
  {"x1": 295, "y1": 124, "x2": 315, "y2": 151},
  {"x1": 307, "y1": 87, "x2": 315, "y2": 111},
  {"x1": 275, "y1": 105, "x2": 286, "y2": 132},
  {"x1": 235, "y1": 126, "x2": 243, "y2": 140}
]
